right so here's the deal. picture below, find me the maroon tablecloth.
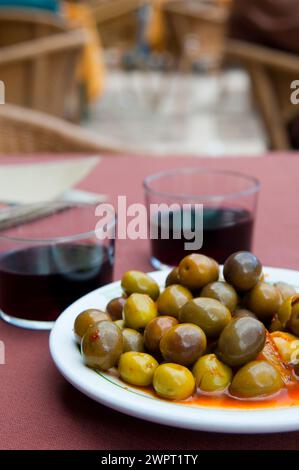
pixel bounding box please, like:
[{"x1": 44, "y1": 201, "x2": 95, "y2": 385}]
[{"x1": 1, "y1": 154, "x2": 299, "y2": 450}]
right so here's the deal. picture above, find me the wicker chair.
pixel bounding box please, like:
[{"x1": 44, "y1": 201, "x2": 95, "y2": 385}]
[
  {"x1": 86, "y1": 0, "x2": 145, "y2": 47},
  {"x1": 0, "y1": 9, "x2": 88, "y2": 121},
  {"x1": 225, "y1": 39, "x2": 299, "y2": 150},
  {"x1": 0, "y1": 104, "x2": 129, "y2": 154},
  {"x1": 162, "y1": 0, "x2": 229, "y2": 70}
]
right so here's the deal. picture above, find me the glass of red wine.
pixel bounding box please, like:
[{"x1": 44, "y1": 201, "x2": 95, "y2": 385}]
[
  {"x1": 0, "y1": 202, "x2": 115, "y2": 330},
  {"x1": 144, "y1": 168, "x2": 260, "y2": 269}
]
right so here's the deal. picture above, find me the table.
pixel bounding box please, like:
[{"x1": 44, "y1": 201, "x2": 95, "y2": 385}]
[{"x1": 1, "y1": 154, "x2": 299, "y2": 450}]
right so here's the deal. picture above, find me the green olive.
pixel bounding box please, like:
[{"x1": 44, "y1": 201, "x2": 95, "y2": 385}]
[
  {"x1": 192, "y1": 354, "x2": 232, "y2": 392},
  {"x1": 200, "y1": 282, "x2": 238, "y2": 312},
  {"x1": 74, "y1": 309, "x2": 111, "y2": 344},
  {"x1": 274, "y1": 282, "x2": 297, "y2": 302},
  {"x1": 122, "y1": 328, "x2": 144, "y2": 352},
  {"x1": 223, "y1": 251, "x2": 262, "y2": 292},
  {"x1": 178, "y1": 254, "x2": 219, "y2": 290},
  {"x1": 160, "y1": 323, "x2": 207, "y2": 366},
  {"x1": 114, "y1": 319, "x2": 125, "y2": 329},
  {"x1": 229, "y1": 361, "x2": 283, "y2": 398},
  {"x1": 277, "y1": 295, "x2": 299, "y2": 326},
  {"x1": 118, "y1": 352, "x2": 158, "y2": 386},
  {"x1": 153, "y1": 363, "x2": 195, "y2": 400},
  {"x1": 269, "y1": 314, "x2": 286, "y2": 333},
  {"x1": 121, "y1": 271, "x2": 160, "y2": 300},
  {"x1": 157, "y1": 284, "x2": 192, "y2": 318},
  {"x1": 245, "y1": 282, "x2": 282, "y2": 320},
  {"x1": 165, "y1": 267, "x2": 180, "y2": 287},
  {"x1": 179, "y1": 298, "x2": 231, "y2": 338},
  {"x1": 217, "y1": 316, "x2": 266, "y2": 367},
  {"x1": 233, "y1": 309, "x2": 257, "y2": 319},
  {"x1": 144, "y1": 316, "x2": 178, "y2": 353},
  {"x1": 124, "y1": 293, "x2": 158, "y2": 330},
  {"x1": 278, "y1": 295, "x2": 299, "y2": 336},
  {"x1": 106, "y1": 297, "x2": 126, "y2": 321},
  {"x1": 81, "y1": 321, "x2": 123, "y2": 370}
]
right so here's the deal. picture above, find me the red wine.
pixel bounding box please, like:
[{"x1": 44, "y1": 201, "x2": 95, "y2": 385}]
[
  {"x1": 0, "y1": 243, "x2": 114, "y2": 322},
  {"x1": 150, "y1": 207, "x2": 254, "y2": 266}
]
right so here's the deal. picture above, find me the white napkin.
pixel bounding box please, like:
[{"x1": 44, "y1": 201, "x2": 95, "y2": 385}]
[{"x1": 0, "y1": 156, "x2": 101, "y2": 204}]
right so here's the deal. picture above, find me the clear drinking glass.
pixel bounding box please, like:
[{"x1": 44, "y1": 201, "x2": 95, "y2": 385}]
[
  {"x1": 144, "y1": 168, "x2": 260, "y2": 269},
  {"x1": 0, "y1": 202, "x2": 115, "y2": 330}
]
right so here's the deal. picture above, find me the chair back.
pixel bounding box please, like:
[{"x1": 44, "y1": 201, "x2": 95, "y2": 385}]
[
  {"x1": 163, "y1": 0, "x2": 229, "y2": 69},
  {"x1": 0, "y1": 103, "x2": 128, "y2": 154},
  {"x1": 0, "y1": 9, "x2": 87, "y2": 120},
  {"x1": 86, "y1": 0, "x2": 143, "y2": 47},
  {"x1": 225, "y1": 39, "x2": 299, "y2": 149}
]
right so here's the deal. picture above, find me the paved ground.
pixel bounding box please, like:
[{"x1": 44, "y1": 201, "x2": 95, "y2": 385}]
[{"x1": 84, "y1": 69, "x2": 267, "y2": 157}]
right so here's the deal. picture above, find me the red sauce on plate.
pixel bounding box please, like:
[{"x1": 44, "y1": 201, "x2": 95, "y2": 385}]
[
  {"x1": 135, "y1": 382, "x2": 299, "y2": 409},
  {"x1": 184, "y1": 382, "x2": 299, "y2": 409}
]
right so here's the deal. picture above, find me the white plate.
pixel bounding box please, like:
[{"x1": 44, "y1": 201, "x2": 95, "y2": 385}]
[{"x1": 50, "y1": 267, "x2": 299, "y2": 434}]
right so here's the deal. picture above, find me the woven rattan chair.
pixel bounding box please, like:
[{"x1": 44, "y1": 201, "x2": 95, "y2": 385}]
[
  {"x1": 225, "y1": 39, "x2": 299, "y2": 150},
  {"x1": 86, "y1": 0, "x2": 145, "y2": 47},
  {"x1": 0, "y1": 9, "x2": 88, "y2": 121},
  {"x1": 162, "y1": 0, "x2": 229, "y2": 70},
  {"x1": 0, "y1": 104, "x2": 129, "y2": 154}
]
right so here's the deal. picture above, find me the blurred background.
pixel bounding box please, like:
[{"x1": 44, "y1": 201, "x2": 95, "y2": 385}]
[{"x1": 0, "y1": 0, "x2": 299, "y2": 156}]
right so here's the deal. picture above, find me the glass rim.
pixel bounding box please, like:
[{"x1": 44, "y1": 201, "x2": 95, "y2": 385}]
[
  {"x1": 143, "y1": 168, "x2": 260, "y2": 202},
  {"x1": 0, "y1": 201, "x2": 116, "y2": 244}
]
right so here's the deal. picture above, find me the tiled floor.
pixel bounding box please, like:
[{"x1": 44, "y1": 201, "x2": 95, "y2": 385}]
[{"x1": 84, "y1": 69, "x2": 267, "y2": 156}]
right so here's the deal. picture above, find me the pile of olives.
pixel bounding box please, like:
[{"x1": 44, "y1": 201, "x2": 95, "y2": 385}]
[{"x1": 74, "y1": 252, "x2": 299, "y2": 402}]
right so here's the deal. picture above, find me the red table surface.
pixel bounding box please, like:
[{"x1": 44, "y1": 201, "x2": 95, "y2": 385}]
[{"x1": 1, "y1": 154, "x2": 299, "y2": 450}]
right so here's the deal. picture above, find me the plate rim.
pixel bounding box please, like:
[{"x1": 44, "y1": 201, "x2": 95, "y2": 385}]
[{"x1": 49, "y1": 266, "x2": 299, "y2": 434}]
